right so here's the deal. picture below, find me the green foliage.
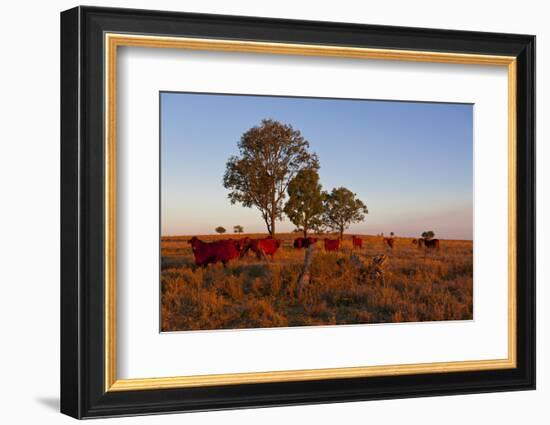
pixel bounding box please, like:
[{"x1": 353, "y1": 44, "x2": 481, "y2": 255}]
[
  {"x1": 233, "y1": 225, "x2": 244, "y2": 233},
  {"x1": 284, "y1": 169, "x2": 325, "y2": 237},
  {"x1": 322, "y1": 187, "x2": 368, "y2": 239},
  {"x1": 422, "y1": 230, "x2": 435, "y2": 240},
  {"x1": 223, "y1": 119, "x2": 319, "y2": 236},
  {"x1": 215, "y1": 226, "x2": 226, "y2": 234}
]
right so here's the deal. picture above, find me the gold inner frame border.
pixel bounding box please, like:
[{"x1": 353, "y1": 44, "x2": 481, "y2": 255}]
[{"x1": 104, "y1": 33, "x2": 517, "y2": 392}]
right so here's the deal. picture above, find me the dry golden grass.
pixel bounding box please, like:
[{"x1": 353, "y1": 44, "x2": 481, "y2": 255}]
[{"x1": 161, "y1": 233, "x2": 472, "y2": 331}]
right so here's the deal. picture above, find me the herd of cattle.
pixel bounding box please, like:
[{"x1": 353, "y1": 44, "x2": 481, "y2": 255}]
[{"x1": 187, "y1": 235, "x2": 440, "y2": 267}]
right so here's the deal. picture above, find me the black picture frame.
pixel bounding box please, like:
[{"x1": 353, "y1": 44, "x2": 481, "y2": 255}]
[{"x1": 61, "y1": 5, "x2": 535, "y2": 419}]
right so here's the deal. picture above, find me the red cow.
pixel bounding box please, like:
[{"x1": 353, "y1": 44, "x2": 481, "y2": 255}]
[
  {"x1": 352, "y1": 236, "x2": 363, "y2": 249},
  {"x1": 324, "y1": 238, "x2": 340, "y2": 252},
  {"x1": 249, "y1": 238, "x2": 281, "y2": 259},
  {"x1": 383, "y1": 237, "x2": 394, "y2": 249},
  {"x1": 187, "y1": 237, "x2": 244, "y2": 267},
  {"x1": 424, "y1": 238, "x2": 440, "y2": 250},
  {"x1": 294, "y1": 237, "x2": 318, "y2": 249}
]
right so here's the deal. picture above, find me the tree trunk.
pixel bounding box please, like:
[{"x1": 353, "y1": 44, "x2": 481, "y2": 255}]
[
  {"x1": 296, "y1": 244, "x2": 315, "y2": 298},
  {"x1": 339, "y1": 226, "x2": 344, "y2": 240},
  {"x1": 270, "y1": 215, "x2": 276, "y2": 238},
  {"x1": 262, "y1": 213, "x2": 271, "y2": 236},
  {"x1": 270, "y1": 185, "x2": 276, "y2": 237}
]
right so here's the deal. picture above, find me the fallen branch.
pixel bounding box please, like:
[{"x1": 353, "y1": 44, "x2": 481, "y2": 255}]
[{"x1": 350, "y1": 253, "x2": 388, "y2": 286}]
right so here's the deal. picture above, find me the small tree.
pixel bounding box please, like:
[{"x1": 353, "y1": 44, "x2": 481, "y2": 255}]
[
  {"x1": 284, "y1": 169, "x2": 324, "y2": 238},
  {"x1": 233, "y1": 225, "x2": 244, "y2": 234},
  {"x1": 322, "y1": 187, "x2": 368, "y2": 240},
  {"x1": 390, "y1": 232, "x2": 395, "y2": 237},
  {"x1": 421, "y1": 230, "x2": 435, "y2": 240},
  {"x1": 215, "y1": 226, "x2": 226, "y2": 235},
  {"x1": 223, "y1": 119, "x2": 319, "y2": 237}
]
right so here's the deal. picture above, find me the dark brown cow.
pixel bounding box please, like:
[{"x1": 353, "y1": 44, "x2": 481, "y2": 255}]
[
  {"x1": 293, "y1": 237, "x2": 318, "y2": 249},
  {"x1": 324, "y1": 238, "x2": 340, "y2": 252},
  {"x1": 187, "y1": 237, "x2": 245, "y2": 267},
  {"x1": 352, "y1": 236, "x2": 363, "y2": 249},
  {"x1": 383, "y1": 237, "x2": 394, "y2": 249},
  {"x1": 235, "y1": 238, "x2": 254, "y2": 257},
  {"x1": 235, "y1": 237, "x2": 251, "y2": 253},
  {"x1": 423, "y1": 238, "x2": 440, "y2": 250}
]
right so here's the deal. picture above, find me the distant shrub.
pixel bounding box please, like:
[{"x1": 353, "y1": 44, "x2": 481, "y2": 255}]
[{"x1": 421, "y1": 230, "x2": 435, "y2": 240}]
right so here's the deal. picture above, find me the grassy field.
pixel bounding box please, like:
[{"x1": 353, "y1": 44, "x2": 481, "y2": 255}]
[{"x1": 161, "y1": 233, "x2": 473, "y2": 332}]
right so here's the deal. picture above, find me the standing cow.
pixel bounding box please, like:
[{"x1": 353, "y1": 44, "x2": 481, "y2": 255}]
[
  {"x1": 235, "y1": 237, "x2": 251, "y2": 253},
  {"x1": 423, "y1": 238, "x2": 440, "y2": 250},
  {"x1": 352, "y1": 235, "x2": 363, "y2": 249},
  {"x1": 248, "y1": 237, "x2": 281, "y2": 259},
  {"x1": 413, "y1": 238, "x2": 439, "y2": 250},
  {"x1": 187, "y1": 237, "x2": 245, "y2": 267},
  {"x1": 324, "y1": 238, "x2": 340, "y2": 252},
  {"x1": 294, "y1": 237, "x2": 318, "y2": 249}
]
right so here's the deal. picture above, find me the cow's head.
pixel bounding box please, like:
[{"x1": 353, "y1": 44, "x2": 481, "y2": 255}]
[{"x1": 188, "y1": 236, "x2": 199, "y2": 250}]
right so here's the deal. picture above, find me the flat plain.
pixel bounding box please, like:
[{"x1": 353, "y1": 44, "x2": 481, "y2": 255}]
[{"x1": 161, "y1": 234, "x2": 473, "y2": 332}]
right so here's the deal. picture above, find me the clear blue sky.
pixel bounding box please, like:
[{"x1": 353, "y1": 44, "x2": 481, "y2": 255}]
[{"x1": 161, "y1": 92, "x2": 473, "y2": 240}]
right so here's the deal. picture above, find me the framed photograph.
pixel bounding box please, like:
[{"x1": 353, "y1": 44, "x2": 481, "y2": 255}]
[{"x1": 60, "y1": 6, "x2": 535, "y2": 419}]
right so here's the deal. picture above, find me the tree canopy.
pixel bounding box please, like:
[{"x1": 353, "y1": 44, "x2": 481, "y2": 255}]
[
  {"x1": 421, "y1": 230, "x2": 435, "y2": 240},
  {"x1": 223, "y1": 119, "x2": 319, "y2": 236},
  {"x1": 215, "y1": 226, "x2": 226, "y2": 234},
  {"x1": 322, "y1": 187, "x2": 368, "y2": 240},
  {"x1": 284, "y1": 169, "x2": 324, "y2": 237},
  {"x1": 233, "y1": 225, "x2": 244, "y2": 234}
]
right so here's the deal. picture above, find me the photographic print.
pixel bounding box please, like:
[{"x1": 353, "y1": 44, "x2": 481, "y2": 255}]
[{"x1": 160, "y1": 92, "x2": 473, "y2": 332}]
